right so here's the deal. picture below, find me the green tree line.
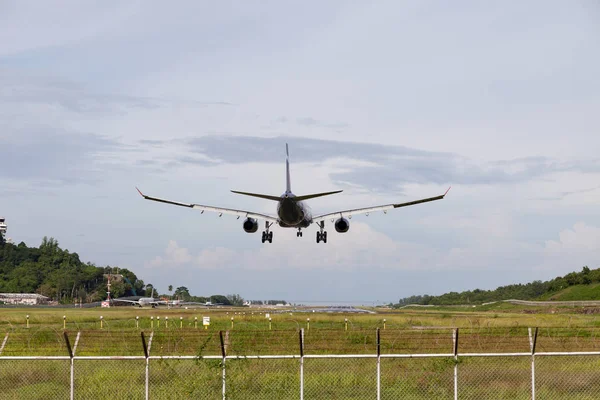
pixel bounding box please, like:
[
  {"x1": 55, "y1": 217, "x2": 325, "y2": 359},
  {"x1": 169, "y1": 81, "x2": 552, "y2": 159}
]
[
  {"x1": 394, "y1": 266, "x2": 596, "y2": 307},
  {"x1": 0, "y1": 234, "x2": 147, "y2": 303},
  {"x1": 0, "y1": 232, "x2": 285, "y2": 306}
]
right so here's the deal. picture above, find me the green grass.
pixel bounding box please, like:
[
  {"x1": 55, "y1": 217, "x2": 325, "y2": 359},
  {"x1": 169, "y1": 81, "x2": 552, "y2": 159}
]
[
  {"x1": 3, "y1": 307, "x2": 600, "y2": 399},
  {"x1": 538, "y1": 283, "x2": 600, "y2": 301}
]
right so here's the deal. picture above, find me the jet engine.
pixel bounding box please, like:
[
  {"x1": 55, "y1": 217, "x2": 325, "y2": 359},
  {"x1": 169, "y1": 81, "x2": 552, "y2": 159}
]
[
  {"x1": 243, "y1": 218, "x2": 259, "y2": 233},
  {"x1": 334, "y1": 217, "x2": 350, "y2": 233}
]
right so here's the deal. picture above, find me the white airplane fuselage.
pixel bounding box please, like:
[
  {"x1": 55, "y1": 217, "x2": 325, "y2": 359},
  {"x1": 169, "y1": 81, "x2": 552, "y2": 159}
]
[{"x1": 137, "y1": 297, "x2": 156, "y2": 306}]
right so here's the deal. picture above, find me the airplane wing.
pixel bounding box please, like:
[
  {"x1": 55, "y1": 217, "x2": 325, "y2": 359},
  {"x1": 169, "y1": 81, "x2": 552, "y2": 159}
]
[
  {"x1": 312, "y1": 187, "x2": 451, "y2": 223},
  {"x1": 111, "y1": 299, "x2": 139, "y2": 305},
  {"x1": 136, "y1": 188, "x2": 279, "y2": 223}
]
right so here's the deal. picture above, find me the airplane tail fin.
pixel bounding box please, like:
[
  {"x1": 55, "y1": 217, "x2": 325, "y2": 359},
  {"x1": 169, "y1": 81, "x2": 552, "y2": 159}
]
[
  {"x1": 231, "y1": 145, "x2": 343, "y2": 202},
  {"x1": 286, "y1": 143, "x2": 291, "y2": 193}
]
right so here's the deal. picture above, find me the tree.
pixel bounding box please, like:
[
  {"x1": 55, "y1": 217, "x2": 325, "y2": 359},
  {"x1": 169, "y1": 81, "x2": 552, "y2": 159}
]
[
  {"x1": 145, "y1": 284, "x2": 155, "y2": 297},
  {"x1": 210, "y1": 295, "x2": 231, "y2": 305},
  {"x1": 168, "y1": 284, "x2": 173, "y2": 299},
  {"x1": 174, "y1": 286, "x2": 190, "y2": 300},
  {"x1": 227, "y1": 293, "x2": 245, "y2": 307},
  {"x1": 582, "y1": 266, "x2": 591, "y2": 275}
]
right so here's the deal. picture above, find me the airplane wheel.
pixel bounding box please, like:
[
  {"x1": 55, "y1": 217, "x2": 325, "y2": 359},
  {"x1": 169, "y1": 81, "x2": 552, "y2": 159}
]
[
  {"x1": 316, "y1": 232, "x2": 321, "y2": 243},
  {"x1": 268, "y1": 232, "x2": 273, "y2": 243},
  {"x1": 323, "y1": 232, "x2": 327, "y2": 243}
]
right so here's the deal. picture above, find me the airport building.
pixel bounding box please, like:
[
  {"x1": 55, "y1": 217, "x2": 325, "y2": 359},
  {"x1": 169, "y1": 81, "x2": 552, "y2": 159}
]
[
  {"x1": 0, "y1": 293, "x2": 50, "y2": 305},
  {"x1": 0, "y1": 217, "x2": 12, "y2": 244}
]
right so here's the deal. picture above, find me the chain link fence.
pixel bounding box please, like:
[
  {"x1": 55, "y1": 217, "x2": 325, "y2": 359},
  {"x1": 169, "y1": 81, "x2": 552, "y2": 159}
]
[{"x1": 2, "y1": 328, "x2": 600, "y2": 399}]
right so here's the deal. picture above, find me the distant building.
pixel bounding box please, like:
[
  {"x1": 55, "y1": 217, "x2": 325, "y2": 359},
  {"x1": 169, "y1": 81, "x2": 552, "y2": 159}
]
[
  {"x1": 0, "y1": 217, "x2": 12, "y2": 243},
  {"x1": 0, "y1": 293, "x2": 50, "y2": 305},
  {"x1": 0, "y1": 217, "x2": 7, "y2": 235}
]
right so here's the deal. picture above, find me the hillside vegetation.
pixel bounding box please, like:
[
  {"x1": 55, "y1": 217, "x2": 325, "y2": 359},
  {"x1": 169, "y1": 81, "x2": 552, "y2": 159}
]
[
  {"x1": 0, "y1": 233, "x2": 146, "y2": 303},
  {"x1": 395, "y1": 266, "x2": 598, "y2": 307},
  {"x1": 0, "y1": 233, "x2": 277, "y2": 306}
]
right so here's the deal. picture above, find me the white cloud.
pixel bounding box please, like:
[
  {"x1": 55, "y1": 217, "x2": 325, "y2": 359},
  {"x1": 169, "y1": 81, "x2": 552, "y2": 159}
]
[
  {"x1": 147, "y1": 240, "x2": 192, "y2": 267},
  {"x1": 545, "y1": 222, "x2": 600, "y2": 253},
  {"x1": 145, "y1": 222, "x2": 440, "y2": 271}
]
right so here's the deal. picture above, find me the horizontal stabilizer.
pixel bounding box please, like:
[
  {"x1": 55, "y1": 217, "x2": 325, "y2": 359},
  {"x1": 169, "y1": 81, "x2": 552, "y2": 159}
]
[
  {"x1": 294, "y1": 190, "x2": 343, "y2": 201},
  {"x1": 231, "y1": 190, "x2": 282, "y2": 201}
]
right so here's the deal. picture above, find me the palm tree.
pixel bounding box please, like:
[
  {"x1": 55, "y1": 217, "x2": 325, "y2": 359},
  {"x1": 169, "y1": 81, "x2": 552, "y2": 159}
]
[{"x1": 168, "y1": 285, "x2": 173, "y2": 300}]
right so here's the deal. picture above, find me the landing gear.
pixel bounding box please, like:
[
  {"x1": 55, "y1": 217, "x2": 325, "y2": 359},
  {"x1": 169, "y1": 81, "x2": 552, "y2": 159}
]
[
  {"x1": 262, "y1": 231, "x2": 273, "y2": 243},
  {"x1": 297, "y1": 228, "x2": 303, "y2": 238},
  {"x1": 316, "y1": 231, "x2": 327, "y2": 243},
  {"x1": 316, "y1": 221, "x2": 327, "y2": 243},
  {"x1": 262, "y1": 222, "x2": 273, "y2": 243}
]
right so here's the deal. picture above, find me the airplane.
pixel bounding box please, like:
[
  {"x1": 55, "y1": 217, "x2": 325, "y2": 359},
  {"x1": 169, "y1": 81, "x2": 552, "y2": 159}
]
[
  {"x1": 165, "y1": 299, "x2": 222, "y2": 307},
  {"x1": 111, "y1": 288, "x2": 167, "y2": 308},
  {"x1": 203, "y1": 301, "x2": 223, "y2": 307},
  {"x1": 136, "y1": 144, "x2": 450, "y2": 244}
]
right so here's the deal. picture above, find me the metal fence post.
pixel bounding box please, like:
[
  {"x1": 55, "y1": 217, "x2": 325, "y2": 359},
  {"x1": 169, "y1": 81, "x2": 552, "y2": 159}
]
[
  {"x1": 376, "y1": 328, "x2": 381, "y2": 400},
  {"x1": 299, "y1": 328, "x2": 304, "y2": 400},
  {"x1": 142, "y1": 331, "x2": 153, "y2": 400},
  {"x1": 64, "y1": 332, "x2": 74, "y2": 400},
  {"x1": 220, "y1": 331, "x2": 226, "y2": 400},
  {"x1": 453, "y1": 328, "x2": 459, "y2": 400},
  {"x1": 73, "y1": 332, "x2": 81, "y2": 355},
  {"x1": 141, "y1": 332, "x2": 149, "y2": 400},
  {"x1": 0, "y1": 333, "x2": 8, "y2": 355},
  {"x1": 528, "y1": 327, "x2": 538, "y2": 400}
]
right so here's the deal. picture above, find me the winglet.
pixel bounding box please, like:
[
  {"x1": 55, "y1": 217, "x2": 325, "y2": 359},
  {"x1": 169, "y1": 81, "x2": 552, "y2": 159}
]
[
  {"x1": 286, "y1": 143, "x2": 289, "y2": 158},
  {"x1": 444, "y1": 186, "x2": 452, "y2": 196},
  {"x1": 136, "y1": 187, "x2": 146, "y2": 198}
]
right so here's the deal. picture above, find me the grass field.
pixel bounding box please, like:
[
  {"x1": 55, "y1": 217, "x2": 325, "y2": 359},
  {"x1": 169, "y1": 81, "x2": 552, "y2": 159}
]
[
  {"x1": 2, "y1": 305, "x2": 600, "y2": 399},
  {"x1": 538, "y1": 283, "x2": 600, "y2": 301},
  {"x1": 2, "y1": 304, "x2": 600, "y2": 355}
]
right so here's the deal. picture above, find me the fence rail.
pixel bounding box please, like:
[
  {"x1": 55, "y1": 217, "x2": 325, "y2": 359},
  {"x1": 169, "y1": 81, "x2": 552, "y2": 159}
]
[{"x1": 2, "y1": 328, "x2": 600, "y2": 399}]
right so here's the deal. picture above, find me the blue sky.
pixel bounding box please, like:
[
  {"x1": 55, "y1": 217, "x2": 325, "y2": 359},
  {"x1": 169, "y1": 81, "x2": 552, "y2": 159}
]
[{"x1": 1, "y1": 1, "x2": 599, "y2": 304}]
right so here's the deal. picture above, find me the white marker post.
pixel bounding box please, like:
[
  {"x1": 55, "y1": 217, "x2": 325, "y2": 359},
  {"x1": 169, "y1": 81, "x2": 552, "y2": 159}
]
[
  {"x1": 100, "y1": 316, "x2": 103, "y2": 330},
  {"x1": 26, "y1": 315, "x2": 29, "y2": 329}
]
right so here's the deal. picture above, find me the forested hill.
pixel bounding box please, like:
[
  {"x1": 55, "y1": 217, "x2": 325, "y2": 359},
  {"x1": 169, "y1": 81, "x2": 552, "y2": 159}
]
[
  {"x1": 394, "y1": 266, "x2": 597, "y2": 307},
  {"x1": 0, "y1": 233, "x2": 146, "y2": 303}
]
